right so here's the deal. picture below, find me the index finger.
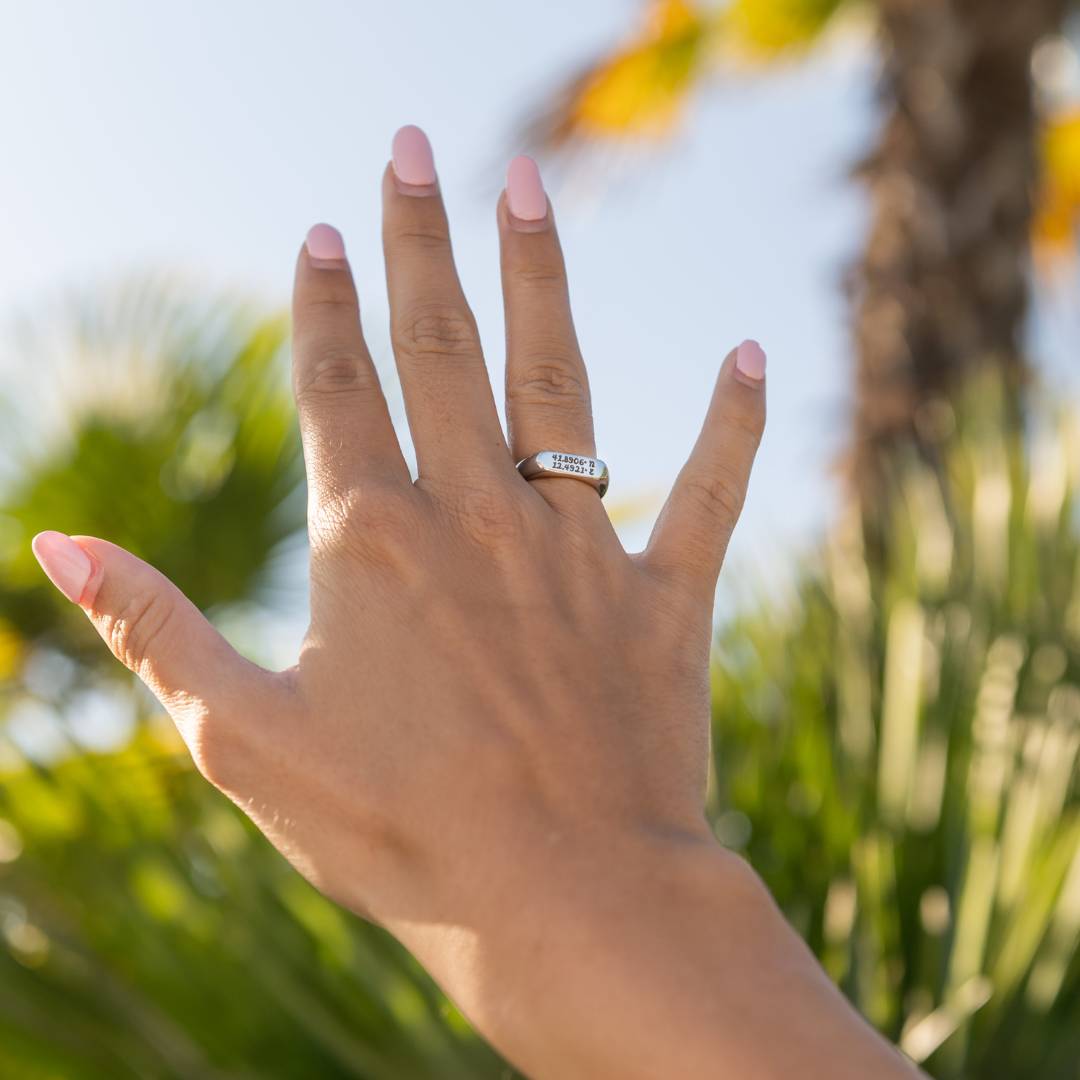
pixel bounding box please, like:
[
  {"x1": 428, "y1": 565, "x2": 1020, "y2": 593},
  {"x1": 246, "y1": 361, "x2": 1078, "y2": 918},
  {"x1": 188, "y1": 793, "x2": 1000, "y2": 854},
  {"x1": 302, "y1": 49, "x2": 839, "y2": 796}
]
[{"x1": 292, "y1": 224, "x2": 411, "y2": 509}]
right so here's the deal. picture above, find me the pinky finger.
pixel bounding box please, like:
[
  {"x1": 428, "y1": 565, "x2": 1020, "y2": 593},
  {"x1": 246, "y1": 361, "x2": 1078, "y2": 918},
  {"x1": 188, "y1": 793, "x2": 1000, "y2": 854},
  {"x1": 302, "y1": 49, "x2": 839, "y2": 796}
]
[{"x1": 642, "y1": 341, "x2": 766, "y2": 595}]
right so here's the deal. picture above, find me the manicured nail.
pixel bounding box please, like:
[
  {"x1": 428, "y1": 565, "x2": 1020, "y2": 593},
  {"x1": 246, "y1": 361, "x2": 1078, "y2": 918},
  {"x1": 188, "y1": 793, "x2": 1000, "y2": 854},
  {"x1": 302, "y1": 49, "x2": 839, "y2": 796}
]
[
  {"x1": 391, "y1": 125, "x2": 437, "y2": 188},
  {"x1": 305, "y1": 223, "x2": 346, "y2": 263},
  {"x1": 506, "y1": 155, "x2": 548, "y2": 222},
  {"x1": 735, "y1": 339, "x2": 767, "y2": 382},
  {"x1": 31, "y1": 531, "x2": 92, "y2": 604}
]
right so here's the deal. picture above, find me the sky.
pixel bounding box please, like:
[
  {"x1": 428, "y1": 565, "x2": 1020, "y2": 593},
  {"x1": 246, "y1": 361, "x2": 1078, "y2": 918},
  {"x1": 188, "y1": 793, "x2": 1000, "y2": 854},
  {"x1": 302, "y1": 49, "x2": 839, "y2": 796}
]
[{"x1": 2, "y1": 0, "x2": 1077, "y2": 661}]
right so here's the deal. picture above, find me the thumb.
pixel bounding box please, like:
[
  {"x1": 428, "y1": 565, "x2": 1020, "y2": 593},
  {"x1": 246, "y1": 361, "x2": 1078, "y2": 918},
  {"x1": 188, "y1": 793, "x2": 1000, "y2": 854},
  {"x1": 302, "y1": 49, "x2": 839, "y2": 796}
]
[{"x1": 31, "y1": 530, "x2": 283, "y2": 781}]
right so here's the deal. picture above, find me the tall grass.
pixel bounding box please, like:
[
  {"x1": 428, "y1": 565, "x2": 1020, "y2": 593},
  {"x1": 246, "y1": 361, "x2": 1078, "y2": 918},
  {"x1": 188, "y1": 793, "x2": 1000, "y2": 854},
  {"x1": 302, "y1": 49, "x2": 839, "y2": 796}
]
[{"x1": 710, "y1": 379, "x2": 1080, "y2": 1078}]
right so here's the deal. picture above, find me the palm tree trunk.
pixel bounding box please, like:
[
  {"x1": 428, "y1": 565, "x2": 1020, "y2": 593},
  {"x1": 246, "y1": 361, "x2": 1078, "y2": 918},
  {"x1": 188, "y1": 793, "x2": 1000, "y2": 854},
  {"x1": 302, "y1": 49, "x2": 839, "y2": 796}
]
[{"x1": 851, "y1": 0, "x2": 1066, "y2": 542}]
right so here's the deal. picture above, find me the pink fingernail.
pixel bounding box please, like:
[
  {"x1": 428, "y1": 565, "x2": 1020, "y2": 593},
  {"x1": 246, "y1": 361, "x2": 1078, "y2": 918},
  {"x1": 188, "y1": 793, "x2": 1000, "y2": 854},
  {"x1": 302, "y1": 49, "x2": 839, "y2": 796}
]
[
  {"x1": 392, "y1": 125, "x2": 437, "y2": 187},
  {"x1": 735, "y1": 340, "x2": 767, "y2": 381},
  {"x1": 506, "y1": 156, "x2": 548, "y2": 222},
  {"x1": 305, "y1": 223, "x2": 346, "y2": 262},
  {"x1": 31, "y1": 531, "x2": 92, "y2": 604}
]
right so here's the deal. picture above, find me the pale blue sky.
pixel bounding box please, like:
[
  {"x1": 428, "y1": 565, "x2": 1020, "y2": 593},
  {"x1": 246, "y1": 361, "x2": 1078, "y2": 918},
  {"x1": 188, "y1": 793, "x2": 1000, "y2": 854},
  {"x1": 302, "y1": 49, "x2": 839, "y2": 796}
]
[{"x1": 3, "y1": 1, "x2": 1076, "y2": 635}]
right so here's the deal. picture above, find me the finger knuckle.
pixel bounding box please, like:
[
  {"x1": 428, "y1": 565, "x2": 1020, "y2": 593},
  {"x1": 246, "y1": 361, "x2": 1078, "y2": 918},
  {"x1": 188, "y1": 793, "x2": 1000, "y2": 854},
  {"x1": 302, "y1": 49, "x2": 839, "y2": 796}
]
[
  {"x1": 297, "y1": 291, "x2": 358, "y2": 318},
  {"x1": 510, "y1": 262, "x2": 567, "y2": 289},
  {"x1": 683, "y1": 468, "x2": 746, "y2": 529},
  {"x1": 309, "y1": 482, "x2": 417, "y2": 563},
  {"x1": 390, "y1": 224, "x2": 452, "y2": 251},
  {"x1": 393, "y1": 305, "x2": 479, "y2": 365},
  {"x1": 294, "y1": 346, "x2": 375, "y2": 401},
  {"x1": 509, "y1": 358, "x2": 589, "y2": 412},
  {"x1": 723, "y1": 399, "x2": 766, "y2": 446},
  {"x1": 444, "y1": 483, "x2": 529, "y2": 552},
  {"x1": 105, "y1": 590, "x2": 177, "y2": 676}
]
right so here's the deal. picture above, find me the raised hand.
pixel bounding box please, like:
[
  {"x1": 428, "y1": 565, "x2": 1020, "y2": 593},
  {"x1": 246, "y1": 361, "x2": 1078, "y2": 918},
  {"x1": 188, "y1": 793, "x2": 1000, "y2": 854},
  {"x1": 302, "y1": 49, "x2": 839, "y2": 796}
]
[{"x1": 32, "y1": 127, "x2": 917, "y2": 1080}]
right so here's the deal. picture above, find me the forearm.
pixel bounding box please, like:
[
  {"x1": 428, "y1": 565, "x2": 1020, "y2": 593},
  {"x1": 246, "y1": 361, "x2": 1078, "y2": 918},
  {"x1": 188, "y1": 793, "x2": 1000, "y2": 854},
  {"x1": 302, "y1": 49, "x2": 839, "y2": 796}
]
[{"x1": 408, "y1": 835, "x2": 920, "y2": 1080}]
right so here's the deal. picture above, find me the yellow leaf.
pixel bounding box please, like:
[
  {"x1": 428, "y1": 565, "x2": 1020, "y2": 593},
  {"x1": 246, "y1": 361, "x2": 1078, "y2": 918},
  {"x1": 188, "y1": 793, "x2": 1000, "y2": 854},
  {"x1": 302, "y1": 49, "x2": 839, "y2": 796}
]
[
  {"x1": 0, "y1": 617, "x2": 24, "y2": 681},
  {"x1": 529, "y1": 0, "x2": 853, "y2": 149},
  {"x1": 723, "y1": 0, "x2": 849, "y2": 58},
  {"x1": 1035, "y1": 109, "x2": 1080, "y2": 263},
  {"x1": 548, "y1": 0, "x2": 709, "y2": 143}
]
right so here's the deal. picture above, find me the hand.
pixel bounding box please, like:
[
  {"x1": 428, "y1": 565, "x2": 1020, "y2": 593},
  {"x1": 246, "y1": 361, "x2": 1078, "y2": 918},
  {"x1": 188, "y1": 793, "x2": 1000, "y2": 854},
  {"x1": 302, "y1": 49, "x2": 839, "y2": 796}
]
[{"x1": 32, "y1": 127, "x2": 917, "y2": 1079}]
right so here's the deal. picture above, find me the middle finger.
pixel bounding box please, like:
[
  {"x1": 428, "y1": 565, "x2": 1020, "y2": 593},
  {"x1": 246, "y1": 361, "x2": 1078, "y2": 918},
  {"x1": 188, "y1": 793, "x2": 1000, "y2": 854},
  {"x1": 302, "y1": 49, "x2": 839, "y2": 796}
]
[{"x1": 382, "y1": 126, "x2": 510, "y2": 484}]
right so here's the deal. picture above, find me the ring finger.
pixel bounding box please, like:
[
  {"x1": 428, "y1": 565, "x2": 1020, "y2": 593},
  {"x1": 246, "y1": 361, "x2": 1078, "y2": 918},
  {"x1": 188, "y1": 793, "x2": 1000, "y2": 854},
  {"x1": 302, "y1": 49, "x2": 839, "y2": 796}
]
[{"x1": 498, "y1": 157, "x2": 600, "y2": 513}]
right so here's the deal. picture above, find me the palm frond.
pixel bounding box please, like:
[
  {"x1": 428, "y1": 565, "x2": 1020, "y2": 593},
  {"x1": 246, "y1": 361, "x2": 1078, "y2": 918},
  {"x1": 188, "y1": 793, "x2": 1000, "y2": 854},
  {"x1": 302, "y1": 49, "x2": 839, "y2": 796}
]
[
  {"x1": 522, "y1": 0, "x2": 853, "y2": 153},
  {"x1": 522, "y1": 0, "x2": 714, "y2": 151}
]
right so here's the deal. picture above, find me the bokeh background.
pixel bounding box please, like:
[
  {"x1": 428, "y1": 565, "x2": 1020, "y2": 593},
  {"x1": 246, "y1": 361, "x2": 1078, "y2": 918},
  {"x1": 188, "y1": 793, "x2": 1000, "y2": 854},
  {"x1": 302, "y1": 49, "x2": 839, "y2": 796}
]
[{"x1": 2, "y1": 1, "x2": 1080, "y2": 1076}]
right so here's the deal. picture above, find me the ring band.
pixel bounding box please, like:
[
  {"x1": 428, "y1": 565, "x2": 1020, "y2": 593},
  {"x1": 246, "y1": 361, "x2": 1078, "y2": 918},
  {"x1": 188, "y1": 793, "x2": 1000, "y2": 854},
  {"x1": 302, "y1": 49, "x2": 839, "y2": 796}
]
[{"x1": 516, "y1": 451, "x2": 609, "y2": 498}]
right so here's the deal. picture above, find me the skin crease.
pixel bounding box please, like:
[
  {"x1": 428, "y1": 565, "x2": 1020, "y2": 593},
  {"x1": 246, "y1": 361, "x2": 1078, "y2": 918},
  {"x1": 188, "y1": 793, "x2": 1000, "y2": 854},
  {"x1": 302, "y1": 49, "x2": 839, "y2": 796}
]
[{"x1": 33, "y1": 132, "x2": 923, "y2": 1079}]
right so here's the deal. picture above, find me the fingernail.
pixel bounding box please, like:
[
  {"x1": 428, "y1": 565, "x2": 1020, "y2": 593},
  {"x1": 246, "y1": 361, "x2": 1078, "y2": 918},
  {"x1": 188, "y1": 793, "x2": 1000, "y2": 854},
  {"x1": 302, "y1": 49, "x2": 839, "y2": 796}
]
[
  {"x1": 392, "y1": 125, "x2": 437, "y2": 189},
  {"x1": 506, "y1": 156, "x2": 548, "y2": 222},
  {"x1": 32, "y1": 531, "x2": 92, "y2": 604},
  {"x1": 305, "y1": 223, "x2": 346, "y2": 262},
  {"x1": 735, "y1": 339, "x2": 766, "y2": 382}
]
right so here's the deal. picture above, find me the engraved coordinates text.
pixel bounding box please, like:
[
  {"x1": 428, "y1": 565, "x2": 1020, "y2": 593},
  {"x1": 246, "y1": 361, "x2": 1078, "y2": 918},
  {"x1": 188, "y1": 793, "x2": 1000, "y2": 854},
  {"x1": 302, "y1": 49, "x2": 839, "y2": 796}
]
[{"x1": 550, "y1": 453, "x2": 596, "y2": 477}]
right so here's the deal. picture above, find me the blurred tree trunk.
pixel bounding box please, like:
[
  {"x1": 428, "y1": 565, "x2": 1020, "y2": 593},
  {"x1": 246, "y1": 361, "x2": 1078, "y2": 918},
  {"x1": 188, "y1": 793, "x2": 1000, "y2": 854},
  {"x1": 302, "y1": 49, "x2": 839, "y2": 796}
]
[{"x1": 851, "y1": 0, "x2": 1066, "y2": 544}]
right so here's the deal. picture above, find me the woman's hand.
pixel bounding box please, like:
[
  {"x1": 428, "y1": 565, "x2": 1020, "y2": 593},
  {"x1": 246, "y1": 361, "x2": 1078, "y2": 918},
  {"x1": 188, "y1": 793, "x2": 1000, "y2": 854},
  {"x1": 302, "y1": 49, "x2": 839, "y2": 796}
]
[{"x1": 32, "y1": 127, "x2": 917, "y2": 1079}]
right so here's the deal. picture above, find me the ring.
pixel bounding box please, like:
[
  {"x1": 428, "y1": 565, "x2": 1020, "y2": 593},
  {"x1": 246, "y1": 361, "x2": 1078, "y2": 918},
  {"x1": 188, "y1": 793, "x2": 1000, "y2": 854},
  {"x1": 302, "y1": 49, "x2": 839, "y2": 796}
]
[{"x1": 516, "y1": 451, "x2": 609, "y2": 498}]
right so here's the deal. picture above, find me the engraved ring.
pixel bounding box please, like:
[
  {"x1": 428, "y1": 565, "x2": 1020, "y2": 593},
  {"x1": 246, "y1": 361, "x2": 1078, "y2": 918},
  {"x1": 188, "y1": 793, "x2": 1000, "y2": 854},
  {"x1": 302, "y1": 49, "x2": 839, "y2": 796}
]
[{"x1": 516, "y1": 451, "x2": 609, "y2": 499}]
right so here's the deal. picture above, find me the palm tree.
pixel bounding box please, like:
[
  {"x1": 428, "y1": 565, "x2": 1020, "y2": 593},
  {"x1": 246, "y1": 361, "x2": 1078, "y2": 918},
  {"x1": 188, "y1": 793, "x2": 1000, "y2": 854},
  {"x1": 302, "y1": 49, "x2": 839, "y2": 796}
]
[{"x1": 527, "y1": 0, "x2": 1075, "y2": 546}]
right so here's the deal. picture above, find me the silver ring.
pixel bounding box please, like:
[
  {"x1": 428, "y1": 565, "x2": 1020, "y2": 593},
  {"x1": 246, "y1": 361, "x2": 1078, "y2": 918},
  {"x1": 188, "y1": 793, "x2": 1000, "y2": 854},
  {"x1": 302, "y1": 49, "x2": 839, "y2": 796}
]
[{"x1": 516, "y1": 451, "x2": 609, "y2": 498}]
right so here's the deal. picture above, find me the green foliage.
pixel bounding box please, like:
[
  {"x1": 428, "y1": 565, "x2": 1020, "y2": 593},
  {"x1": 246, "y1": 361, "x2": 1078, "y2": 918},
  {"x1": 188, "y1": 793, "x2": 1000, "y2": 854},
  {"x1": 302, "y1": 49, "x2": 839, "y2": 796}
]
[
  {"x1": 709, "y1": 378, "x2": 1080, "y2": 1077},
  {"x1": 1, "y1": 283, "x2": 305, "y2": 651},
  {"x1": 0, "y1": 286, "x2": 508, "y2": 1078},
  {"x1": 0, "y1": 730, "x2": 505, "y2": 1079}
]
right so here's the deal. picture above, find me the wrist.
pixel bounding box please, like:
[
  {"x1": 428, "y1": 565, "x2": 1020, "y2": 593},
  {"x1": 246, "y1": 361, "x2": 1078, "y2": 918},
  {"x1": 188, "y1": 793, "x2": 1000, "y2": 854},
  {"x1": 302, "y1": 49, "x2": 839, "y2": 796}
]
[
  {"x1": 400, "y1": 825, "x2": 916, "y2": 1080},
  {"x1": 412, "y1": 825, "x2": 768, "y2": 1078},
  {"x1": 473, "y1": 818, "x2": 744, "y2": 969}
]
